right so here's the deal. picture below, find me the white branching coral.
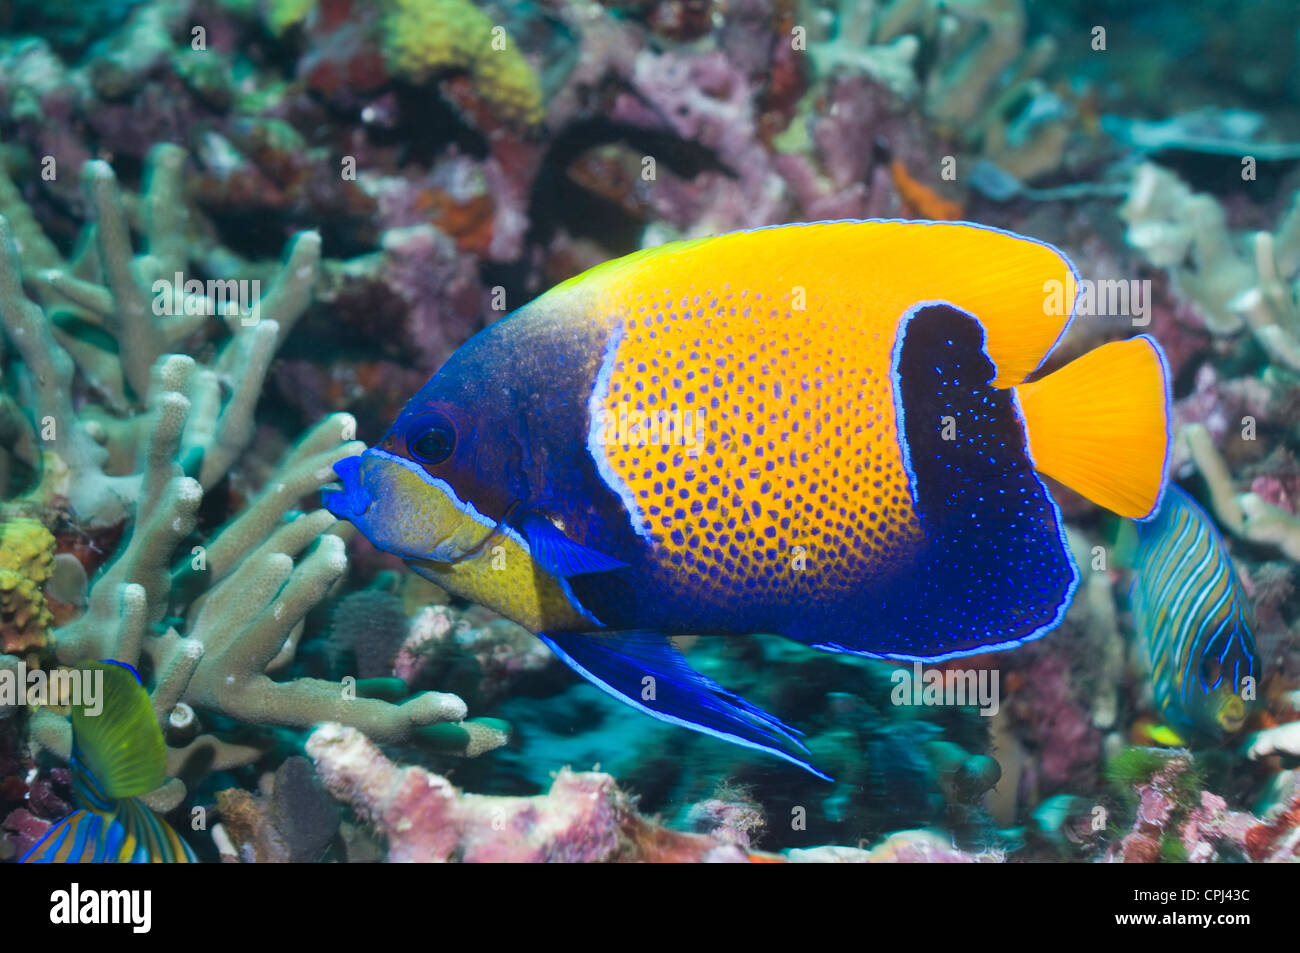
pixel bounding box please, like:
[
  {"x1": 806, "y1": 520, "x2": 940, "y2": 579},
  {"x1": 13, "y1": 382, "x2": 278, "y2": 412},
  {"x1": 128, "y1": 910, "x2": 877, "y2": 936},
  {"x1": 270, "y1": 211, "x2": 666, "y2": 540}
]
[
  {"x1": 800, "y1": 0, "x2": 1069, "y2": 180},
  {"x1": 0, "y1": 144, "x2": 319, "y2": 527},
  {"x1": 1122, "y1": 161, "x2": 1300, "y2": 358},
  {"x1": 0, "y1": 147, "x2": 509, "y2": 806}
]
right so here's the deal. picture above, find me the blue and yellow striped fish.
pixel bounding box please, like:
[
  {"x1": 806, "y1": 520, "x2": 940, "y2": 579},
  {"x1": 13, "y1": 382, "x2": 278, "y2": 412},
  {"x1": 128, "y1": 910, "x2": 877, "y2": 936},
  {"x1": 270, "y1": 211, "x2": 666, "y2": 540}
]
[
  {"x1": 21, "y1": 660, "x2": 195, "y2": 863},
  {"x1": 1131, "y1": 486, "x2": 1259, "y2": 740}
]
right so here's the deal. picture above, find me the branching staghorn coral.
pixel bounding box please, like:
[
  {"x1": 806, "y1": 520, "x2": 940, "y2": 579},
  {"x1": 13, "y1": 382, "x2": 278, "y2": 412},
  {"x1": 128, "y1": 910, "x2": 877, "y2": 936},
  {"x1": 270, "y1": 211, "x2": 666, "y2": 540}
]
[
  {"x1": 0, "y1": 149, "x2": 510, "y2": 802},
  {"x1": 19, "y1": 349, "x2": 500, "y2": 791},
  {"x1": 1129, "y1": 162, "x2": 1300, "y2": 558},
  {"x1": 43, "y1": 360, "x2": 482, "y2": 761},
  {"x1": 1182, "y1": 422, "x2": 1300, "y2": 561},
  {"x1": 1122, "y1": 162, "x2": 1300, "y2": 360},
  {"x1": 0, "y1": 144, "x2": 319, "y2": 526},
  {"x1": 1121, "y1": 163, "x2": 1250, "y2": 335},
  {"x1": 1232, "y1": 208, "x2": 1300, "y2": 373},
  {"x1": 800, "y1": 0, "x2": 1069, "y2": 181}
]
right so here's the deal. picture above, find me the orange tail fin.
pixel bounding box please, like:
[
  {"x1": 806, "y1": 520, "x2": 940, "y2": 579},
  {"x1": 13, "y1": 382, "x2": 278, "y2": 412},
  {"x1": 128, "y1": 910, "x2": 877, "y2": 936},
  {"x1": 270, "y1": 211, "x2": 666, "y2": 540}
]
[{"x1": 1015, "y1": 336, "x2": 1169, "y2": 519}]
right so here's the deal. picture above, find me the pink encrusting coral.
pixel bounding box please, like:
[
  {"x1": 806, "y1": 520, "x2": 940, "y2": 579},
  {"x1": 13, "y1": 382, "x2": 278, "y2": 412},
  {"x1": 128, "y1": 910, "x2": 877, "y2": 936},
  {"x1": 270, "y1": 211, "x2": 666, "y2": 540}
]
[
  {"x1": 789, "y1": 831, "x2": 1002, "y2": 863},
  {"x1": 1004, "y1": 650, "x2": 1102, "y2": 792},
  {"x1": 305, "y1": 723, "x2": 1013, "y2": 863},
  {"x1": 1181, "y1": 792, "x2": 1258, "y2": 863},
  {"x1": 389, "y1": 603, "x2": 554, "y2": 703},
  {"x1": 1240, "y1": 775, "x2": 1300, "y2": 862},
  {"x1": 392, "y1": 605, "x2": 455, "y2": 686},
  {"x1": 1105, "y1": 753, "x2": 1300, "y2": 863},
  {"x1": 305, "y1": 723, "x2": 757, "y2": 862}
]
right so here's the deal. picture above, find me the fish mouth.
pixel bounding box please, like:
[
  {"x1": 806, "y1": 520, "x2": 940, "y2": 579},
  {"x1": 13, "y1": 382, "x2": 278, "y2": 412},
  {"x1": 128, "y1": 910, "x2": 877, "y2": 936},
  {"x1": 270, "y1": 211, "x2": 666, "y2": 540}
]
[
  {"x1": 1219, "y1": 706, "x2": 1246, "y2": 733},
  {"x1": 322, "y1": 455, "x2": 372, "y2": 519},
  {"x1": 322, "y1": 451, "x2": 517, "y2": 565},
  {"x1": 1217, "y1": 695, "x2": 1247, "y2": 734}
]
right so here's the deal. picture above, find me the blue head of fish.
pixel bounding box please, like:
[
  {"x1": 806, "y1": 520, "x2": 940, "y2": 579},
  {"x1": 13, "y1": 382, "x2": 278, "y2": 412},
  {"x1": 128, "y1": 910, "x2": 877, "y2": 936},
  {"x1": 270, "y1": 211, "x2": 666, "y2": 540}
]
[
  {"x1": 322, "y1": 340, "x2": 532, "y2": 568},
  {"x1": 322, "y1": 434, "x2": 509, "y2": 565}
]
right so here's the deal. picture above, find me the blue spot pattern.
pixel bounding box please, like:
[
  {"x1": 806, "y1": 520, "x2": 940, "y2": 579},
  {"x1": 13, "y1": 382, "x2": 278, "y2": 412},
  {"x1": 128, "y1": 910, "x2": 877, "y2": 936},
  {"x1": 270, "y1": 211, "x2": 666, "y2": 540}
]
[{"x1": 800, "y1": 304, "x2": 1077, "y2": 659}]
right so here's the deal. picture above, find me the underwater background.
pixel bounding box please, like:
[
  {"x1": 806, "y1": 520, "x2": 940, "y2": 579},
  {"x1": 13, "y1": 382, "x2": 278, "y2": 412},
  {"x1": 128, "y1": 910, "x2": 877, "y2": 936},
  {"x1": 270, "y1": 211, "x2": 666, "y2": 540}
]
[{"x1": 0, "y1": 0, "x2": 1298, "y2": 863}]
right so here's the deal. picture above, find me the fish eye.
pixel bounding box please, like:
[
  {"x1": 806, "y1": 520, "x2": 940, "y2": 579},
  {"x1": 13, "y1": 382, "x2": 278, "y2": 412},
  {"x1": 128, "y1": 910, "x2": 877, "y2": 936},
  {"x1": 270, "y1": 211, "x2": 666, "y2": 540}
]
[{"x1": 407, "y1": 415, "x2": 456, "y2": 465}]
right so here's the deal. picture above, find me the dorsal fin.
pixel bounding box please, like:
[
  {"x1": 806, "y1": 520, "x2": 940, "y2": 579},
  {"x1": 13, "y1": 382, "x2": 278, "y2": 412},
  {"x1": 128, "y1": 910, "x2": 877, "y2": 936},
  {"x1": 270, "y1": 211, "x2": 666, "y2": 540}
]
[
  {"x1": 72, "y1": 660, "x2": 166, "y2": 801},
  {"x1": 545, "y1": 220, "x2": 1078, "y2": 387}
]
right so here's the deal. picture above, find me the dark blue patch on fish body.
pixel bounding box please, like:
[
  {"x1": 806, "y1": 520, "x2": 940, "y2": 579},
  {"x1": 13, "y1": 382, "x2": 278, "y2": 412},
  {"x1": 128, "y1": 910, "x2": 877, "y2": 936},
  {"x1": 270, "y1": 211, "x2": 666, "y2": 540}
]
[{"x1": 793, "y1": 303, "x2": 1078, "y2": 660}]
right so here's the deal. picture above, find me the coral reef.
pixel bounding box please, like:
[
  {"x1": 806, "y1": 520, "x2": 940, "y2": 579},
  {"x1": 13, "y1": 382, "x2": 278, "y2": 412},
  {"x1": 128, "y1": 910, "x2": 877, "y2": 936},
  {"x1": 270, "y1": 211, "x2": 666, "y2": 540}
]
[
  {"x1": 476, "y1": 633, "x2": 1004, "y2": 853},
  {"x1": 0, "y1": 0, "x2": 1298, "y2": 866},
  {"x1": 0, "y1": 145, "x2": 319, "y2": 528},
  {"x1": 0, "y1": 517, "x2": 55, "y2": 653},
  {"x1": 213, "y1": 756, "x2": 340, "y2": 863},
  {"x1": 1126, "y1": 162, "x2": 1300, "y2": 590},
  {"x1": 800, "y1": 0, "x2": 1075, "y2": 181},
  {"x1": 789, "y1": 830, "x2": 1003, "y2": 863},
  {"x1": 0, "y1": 145, "x2": 509, "y2": 819},
  {"x1": 325, "y1": 587, "x2": 409, "y2": 680},
  {"x1": 685, "y1": 788, "x2": 766, "y2": 849},
  {"x1": 0, "y1": 714, "x2": 70, "y2": 860},
  {"x1": 379, "y1": 0, "x2": 542, "y2": 126},
  {"x1": 305, "y1": 722, "x2": 756, "y2": 862},
  {"x1": 396, "y1": 603, "x2": 555, "y2": 706},
  {"x1": 1122, "y1": 162, "x2": 1300, "y2": 356},
  {"x1": 1103, "y1": 748, "x2": 1300, "y2": 863}
]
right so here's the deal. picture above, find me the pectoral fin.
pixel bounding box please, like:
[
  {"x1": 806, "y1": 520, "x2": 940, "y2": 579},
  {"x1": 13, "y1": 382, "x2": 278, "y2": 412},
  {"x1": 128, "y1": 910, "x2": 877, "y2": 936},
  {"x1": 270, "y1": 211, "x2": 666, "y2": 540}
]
[
  {"x1": 519, "y1": 510, "x2": 627, "y2": 577},
  {"x1": 536, "y1": 630, "x2": 831, "y2": 780}
]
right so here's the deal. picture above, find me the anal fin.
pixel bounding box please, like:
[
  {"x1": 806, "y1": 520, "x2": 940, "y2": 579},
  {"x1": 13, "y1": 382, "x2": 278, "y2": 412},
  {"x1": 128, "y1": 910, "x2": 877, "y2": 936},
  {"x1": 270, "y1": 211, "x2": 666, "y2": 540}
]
[{"x1": 536, "y1": 630, "x2": 831, "y2": 780}]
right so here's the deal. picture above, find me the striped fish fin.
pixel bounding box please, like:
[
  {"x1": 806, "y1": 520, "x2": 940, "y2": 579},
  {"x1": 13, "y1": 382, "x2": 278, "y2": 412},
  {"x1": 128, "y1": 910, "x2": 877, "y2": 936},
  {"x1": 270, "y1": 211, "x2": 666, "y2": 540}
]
[
  {"x1": 21, "y1": 800, "x2": 195, "y2": 863},
  {"x1": 1131, "y1": 486, "x2": 1257, "y2": 733},
  {"x1": 19, "y1": 806, "x2": 134, "y2": 863},
  {"x1": 72, "y1": 661, "x2": 166, "y2": 799},
  {"x1": 20, "y1": 811, "x2": 90, "y2": 863},
  {"x1": 116, "y1": 798, "x2": 197, "y2": 863},
  {"x1": 21, "y1": 660, "x2": 195, "y2": 863}
]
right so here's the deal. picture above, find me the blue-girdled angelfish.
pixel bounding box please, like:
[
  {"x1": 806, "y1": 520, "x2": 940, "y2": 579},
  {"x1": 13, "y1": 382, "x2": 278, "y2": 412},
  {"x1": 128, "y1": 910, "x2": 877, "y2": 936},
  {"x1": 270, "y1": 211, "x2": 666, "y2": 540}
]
[
  {"x1": 324, "y1": 220, "x2": 1171, "y2": 777},
  {"x1": 1130, "y1": 485, "x2": 1258, "y2": 741},
  {"x1": 21, "y1": 660, "x2": 196, "y2": 862}
]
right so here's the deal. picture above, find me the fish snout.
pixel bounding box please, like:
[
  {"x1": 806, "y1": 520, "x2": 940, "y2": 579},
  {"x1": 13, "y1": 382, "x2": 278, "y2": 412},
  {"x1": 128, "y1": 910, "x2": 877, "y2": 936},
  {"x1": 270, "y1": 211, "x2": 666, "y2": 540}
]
[
  {"x1": 1217, "y1": 695, "x2": 1247, "y2": 734},
  {"x1": 323, "y1": 454, "x2": 373, "y2": 519}
]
